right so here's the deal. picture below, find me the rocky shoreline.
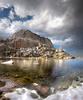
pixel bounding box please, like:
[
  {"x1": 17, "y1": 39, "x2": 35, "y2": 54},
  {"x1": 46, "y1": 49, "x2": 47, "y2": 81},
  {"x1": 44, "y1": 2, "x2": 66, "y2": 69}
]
[
  {"x1": 0, "y1": 76, "x2": 83, "y2": 100},
  {"x1": 0, "y1": 78, "x2": 17, "y2": 92},
  {"x1": 1, "y1": 82, "x2": 83, "y2": 100}
]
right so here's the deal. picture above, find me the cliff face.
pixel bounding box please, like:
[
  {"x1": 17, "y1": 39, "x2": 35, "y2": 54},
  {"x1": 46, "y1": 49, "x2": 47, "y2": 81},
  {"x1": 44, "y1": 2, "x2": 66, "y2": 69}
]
[
  {"x1": 0, "y1": 30, "x2": 74, "y2": 58},
  {"x1": 9, "y1": 30, "x2": 53, "y2": 49}
]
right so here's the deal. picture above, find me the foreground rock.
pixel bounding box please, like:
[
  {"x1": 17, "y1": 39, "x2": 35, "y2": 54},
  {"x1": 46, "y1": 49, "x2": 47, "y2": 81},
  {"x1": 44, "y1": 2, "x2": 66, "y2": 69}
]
[
  {"x1": 0, "y1": 78, "x2": 17, "y2": 92},
  {"x1": 32, "y1": 83, "x2": 52, "y2": 97},
  {"x1": 45, "y1": 85, "x2": 83, "y2": 100},
  {"x1": 2, "y1": 83, "x2": 83, "y2": 100},
  {"x1": 3, "y1": 88, "x2": 41, "y2": 100}
]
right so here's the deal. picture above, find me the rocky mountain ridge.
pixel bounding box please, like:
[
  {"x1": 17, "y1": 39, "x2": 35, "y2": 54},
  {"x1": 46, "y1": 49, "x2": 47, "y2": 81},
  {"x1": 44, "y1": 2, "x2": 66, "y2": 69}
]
[
  {"x1": 0, "y1": 29, "x2": 74, "y2": 59},
  {"x1": 9, "y1": 29, "x2": 53, "y2": 49}
]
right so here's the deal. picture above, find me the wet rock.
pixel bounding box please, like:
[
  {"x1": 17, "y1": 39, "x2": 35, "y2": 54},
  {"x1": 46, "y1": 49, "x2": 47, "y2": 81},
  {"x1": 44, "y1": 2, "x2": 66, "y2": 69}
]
[
  {"x1": 3, "y1": 84, "x2": 83, "y2": 100},
  {"x1": 57, "y1": 81, "x2": 71, "y2": 91},
  {"x1": 72, "y1": 80, "x2": 81, "y2": 88},
  {"x1": 14, "y1": 74, "x2": 20, "y2": 78},
  {"x1": 0, "y1": 81, "x2": 5, "y2": 87},
  {"x1": 77, "y1": 76, "x2": 83, "y2": 82},
  {"x1": 30, "y1": 90, "x2": 39, "y2": 98},
  {"x1": 3, "y1": 88, "x2": 42, "y2": 100},
  {"x1": 0, "y1": 91, "x2": 3, "y2": 98},
  {"x1": 32, "y1": 83, "x2": 50, "y2": 97},
  {"x1": 45, "y1": 84, "x2": 83, "y2": 100},
  {"x1": 1, "y1": 97, "x2": 10, "y2": 100},
  {"x1": 0, "y1": 91, "x2": 3, "y2": 95},
  {"x1": 50, "y1": 87, "x2": 55, "y2": 94}
]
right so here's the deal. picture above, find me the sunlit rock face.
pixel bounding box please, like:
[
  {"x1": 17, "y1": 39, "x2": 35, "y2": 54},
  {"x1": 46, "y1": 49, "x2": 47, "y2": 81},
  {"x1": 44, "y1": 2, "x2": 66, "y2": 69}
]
[
  {"x1": 9, "y1": 29, "x2": 53, "y2": 48},
  {"x1": 3, "y1": 84, "x2": 83, "y2": 100}
]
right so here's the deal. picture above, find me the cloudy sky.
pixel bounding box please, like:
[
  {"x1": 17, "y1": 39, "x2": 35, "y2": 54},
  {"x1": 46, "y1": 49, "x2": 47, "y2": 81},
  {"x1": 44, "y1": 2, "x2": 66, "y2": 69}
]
[{"x1": 0, "y1": 0, "x2": 83, "y2": 57}]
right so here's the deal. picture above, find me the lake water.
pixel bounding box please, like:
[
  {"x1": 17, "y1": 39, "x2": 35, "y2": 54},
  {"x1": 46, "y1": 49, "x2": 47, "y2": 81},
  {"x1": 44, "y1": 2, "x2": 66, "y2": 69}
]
[{"x1": 0, "y1": 58, "x2": 83, "y2": 90}]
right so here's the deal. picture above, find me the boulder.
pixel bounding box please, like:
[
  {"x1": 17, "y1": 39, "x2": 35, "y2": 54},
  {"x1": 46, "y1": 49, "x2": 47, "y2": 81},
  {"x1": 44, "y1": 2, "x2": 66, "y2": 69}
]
[{"x1": 32, "y1": 83, "x2": 50, "y2": 97}]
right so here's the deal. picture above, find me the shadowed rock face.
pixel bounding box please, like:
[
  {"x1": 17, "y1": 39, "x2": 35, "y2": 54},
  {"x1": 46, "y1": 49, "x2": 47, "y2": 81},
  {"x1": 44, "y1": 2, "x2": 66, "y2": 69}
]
[{"x1": 9, "y1": 30, "x2": 53, "y2": 49}]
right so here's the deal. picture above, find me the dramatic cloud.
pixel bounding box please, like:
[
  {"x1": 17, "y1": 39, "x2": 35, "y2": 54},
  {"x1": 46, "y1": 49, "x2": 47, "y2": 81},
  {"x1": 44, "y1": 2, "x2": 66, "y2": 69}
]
[
  {"x1": 51, "y1": 37, "x2": 72, "y2": 46},
  {"x1": 8, "y1": 8, "x2": 15, "y2": 20},
  {"x1": 0, "y1": 0, "x2": 83, "y2": 56}
]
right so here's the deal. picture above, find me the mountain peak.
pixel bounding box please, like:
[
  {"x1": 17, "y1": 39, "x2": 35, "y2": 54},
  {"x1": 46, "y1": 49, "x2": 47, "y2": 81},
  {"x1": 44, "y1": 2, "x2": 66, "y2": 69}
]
[{"x1": 10, "y1": 29, "x2": 53, "y2": 48}]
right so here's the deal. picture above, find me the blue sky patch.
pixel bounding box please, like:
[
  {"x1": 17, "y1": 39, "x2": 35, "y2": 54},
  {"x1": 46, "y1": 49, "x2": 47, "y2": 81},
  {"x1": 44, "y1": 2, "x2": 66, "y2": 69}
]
[
  {"x1": 0, "y1": 6, "x2": 33, "y2": 22},
  {"x1": 13, "y1": 15, "x2": 33, "y2": 22},
  {"x1": 0, "y1": 7, "x2": 11, "y2": 18}
]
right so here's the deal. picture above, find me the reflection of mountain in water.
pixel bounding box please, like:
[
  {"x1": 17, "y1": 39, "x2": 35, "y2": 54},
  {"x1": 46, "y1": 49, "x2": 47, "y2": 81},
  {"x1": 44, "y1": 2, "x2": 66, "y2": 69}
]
[
  {"x1": 0, "y1": 58, "x2": 55, "y2": 85},
  {"x1": 15, "y1": 58, "x2": 54, "y2": 77},
  {"x1": 0, "y1": 58, "x2": 83, "y2": 88}
]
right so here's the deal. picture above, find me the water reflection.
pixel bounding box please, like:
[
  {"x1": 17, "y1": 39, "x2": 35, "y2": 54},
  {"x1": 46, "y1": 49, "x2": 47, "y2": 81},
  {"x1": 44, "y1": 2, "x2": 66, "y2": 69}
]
[
  {"x1": 14, "y1": 58, "x2": 54, "y2": 71},
  {"x1": 0, "y1": 58, "x2": 83, "y2": 87}
]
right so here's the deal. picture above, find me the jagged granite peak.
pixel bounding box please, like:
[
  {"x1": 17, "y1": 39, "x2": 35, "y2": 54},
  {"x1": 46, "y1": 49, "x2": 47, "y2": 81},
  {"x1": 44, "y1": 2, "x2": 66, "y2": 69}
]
[{"x1": 10, "y1": 29, "x2": 53, "y2": 48}]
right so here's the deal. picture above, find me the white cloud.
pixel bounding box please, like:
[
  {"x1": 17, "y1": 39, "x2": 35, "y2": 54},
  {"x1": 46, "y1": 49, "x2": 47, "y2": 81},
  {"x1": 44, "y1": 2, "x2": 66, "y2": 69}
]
[
  {"x1": 0, "y1": 18, "x2": 24, "y2": 36},
  {"x1": 28, "y1": 10, "x2": 50, "y2": 29},
  {"x1": 47, "y1": 17, "x2": 64, "y2": 29},
  {"x1": 7, "y1": 21, "x2": 23, "y2": 34},
  {"x1": 0, "y1": 2, "x2": 9, "y2": 8},
  {"x1": 7, "y1": 20, "x2": 31, "y2": 34},
  {"x1": 64, "y1": 37, "x2": 72, "y2": 43},
  {"x1": 51, "y1": 37, "x2": 73, "y2": 46},
  {"x1": 62, "y1": 0, "x2": 68, "y2": 2},
  {"x1": 0, "y1": 9, "x2": 66, "y2": 39},
  {"x1": 27, "y1": 10, "x2": 65, "y2": 34},
  {"x1": 0, "y1": 18, "x2": 11, "y2": 38},
  {"x1": 0, "y1": 0, "x2": 74, "y2": 41},
  {"x1": 14, "y1": 5, "x2": 30, "y2": 18},
  {"x1": 0, "y1": 18, "x2": 10, "y2": 31},
  {"x1": 9, "y1": 9, "x2": 15, "y2": 20},
  {"x1": 0, "y1": 0, "x2": 67, "y2": 35},
  {"x1": 0, "y1": 0, "x2": 72, "y2": 36},
  {"x1": 0, "y1": 0, "x2": 43, "y2": 18}
]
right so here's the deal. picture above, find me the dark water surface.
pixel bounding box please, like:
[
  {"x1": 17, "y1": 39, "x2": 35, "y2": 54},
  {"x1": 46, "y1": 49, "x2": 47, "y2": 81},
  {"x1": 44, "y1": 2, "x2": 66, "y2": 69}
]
[{"x1": 0, "y1": 58, "x2": 83, "y2": 89}]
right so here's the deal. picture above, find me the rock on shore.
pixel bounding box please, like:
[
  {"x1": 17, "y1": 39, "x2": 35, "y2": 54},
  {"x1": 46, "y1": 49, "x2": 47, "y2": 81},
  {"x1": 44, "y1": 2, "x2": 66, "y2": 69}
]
[{"x1": 2, "y1": 83, "x2": 83, "y2": 100}]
